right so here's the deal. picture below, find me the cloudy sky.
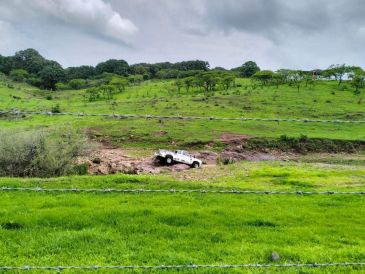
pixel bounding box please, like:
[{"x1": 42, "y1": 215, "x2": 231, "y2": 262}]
[{"x1": 0, "y1": 0, "x2": 364, "y2": 70}]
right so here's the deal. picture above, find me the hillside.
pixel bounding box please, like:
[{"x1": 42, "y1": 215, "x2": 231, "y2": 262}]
[
  {"x1": 1, "y1": 78, "x2": 364, "y2": 146},
  {"x1": 0, "y1": 75, "x2": 364, "y2": 272}
]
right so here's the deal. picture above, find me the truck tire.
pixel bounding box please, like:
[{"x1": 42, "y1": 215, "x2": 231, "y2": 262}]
[
  {"x1": 165, "y1": 156, "x2": 173, "y2": 165},
  {"x1": 192, "y1": 162, "x2": 200, "y2": 168}
]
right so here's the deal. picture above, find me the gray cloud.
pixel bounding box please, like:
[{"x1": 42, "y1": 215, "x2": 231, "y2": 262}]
[
  {"x1": 0, "y1": 0, "x2": 365, "y2": 70},
  {"x1": 0, "y1": 0, "x2": 138, "y2": 43}
]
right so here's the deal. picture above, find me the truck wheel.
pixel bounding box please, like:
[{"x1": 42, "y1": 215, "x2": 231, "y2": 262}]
[
  {"x1": 192, "y1": 162, "x2": 200, "y2": 168},
  {"x1": 165, "y1": 156, "x2": 173, "y2": 165}
]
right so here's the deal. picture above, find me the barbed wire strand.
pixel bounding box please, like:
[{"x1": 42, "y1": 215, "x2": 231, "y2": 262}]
[
  {"x1": 0, "y1": 262, "x2": 364, "y2": 271},
  {"x1": 1, "y1": 187, "x2": 364, "y2": 195},
  {"x1": 1, "y1": 110, "x2": 365, "y2": 124}
]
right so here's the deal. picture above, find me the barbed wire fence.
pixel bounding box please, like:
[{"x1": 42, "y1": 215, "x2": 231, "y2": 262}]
[
  {"x1": 1, "y1": 110, "x2": 365, "y2": 124},
  {"x1": 1, "y1": 187, "x2": 364, "y2": 195},
  {"x1": 0, "y1": 262, "x2": 364, "y2": 271},
  {"x1": 1, "y1": 110, "x2": 364, "y2": 271}
]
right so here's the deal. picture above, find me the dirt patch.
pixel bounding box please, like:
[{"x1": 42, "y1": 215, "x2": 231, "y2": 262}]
[
  {"x1": 220, "y1": 151, "x2": 278, "y2": 162},
  {"x1": 79, "y1": 147, "x2": 192, "y2": 175},
  {"x1": 219, "y1": 133, "x2": 254, "y2": 144},
  {"x1": 154, "y1": 131, "x2": 168, "y2": 137}
]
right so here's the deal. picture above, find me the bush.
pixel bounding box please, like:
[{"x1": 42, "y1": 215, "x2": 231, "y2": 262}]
[
  {"x1": 51, "y1": 104, "x2": 61, "y2": 113},
  {"x1": 0, "y1": 128, "x2": 89, "y2": 177}
]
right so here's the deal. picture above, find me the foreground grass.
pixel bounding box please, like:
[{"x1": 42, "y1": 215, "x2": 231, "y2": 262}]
[
  {"x1": 0, "y1": 192, "x2": 364, "y2": 273},
  {"x1": 0, "y1": 162, "x2": 364, "y2": 273}
]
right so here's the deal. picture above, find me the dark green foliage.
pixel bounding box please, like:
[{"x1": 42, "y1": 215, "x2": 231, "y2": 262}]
[
  {"x1": 13, "y1": 48, "x2": 48, "y2": 74},
  {"x1": 173, "y1": 60, "x2": 209, "y2": 71},
  {"x1": 65, "y1": 66, "x2": 96, "y2": 80},
  {"x1": 1, "y1": 222, "x2": 23, "y2": 230},
  {"x1": 68, "y1": 79, "x2": 89, "y2": 90},
  {"x1": 39, "y1": 61, "x2": 65, "y2": 90},
  {"x1": 9, "y1": 69, "x2": 29, "y2": 82},
  {"x1": 51, "y1": 104, "x2": 61, "y2": 113},
  {"x1": 245, "y1": 220, "x2": 277, "y2": 227},
  {"x1": 95, "y1": 59, "x2": 129, "y2": 76},
  {"x1": 0, "y1": 55, "x2": 14, "y2": 74},
  {"x1": 252, "y1": 70, "x2": 275, "y2": 86},
  {"x1": 156, "y1": 69, "x2": 180, "y2": 79},
  {"x1": 238, "y1": 61, "x2": 260, "y2": 77},
  {"x1": 349, "y1": 68, "x2": 365, "y2": 93}
]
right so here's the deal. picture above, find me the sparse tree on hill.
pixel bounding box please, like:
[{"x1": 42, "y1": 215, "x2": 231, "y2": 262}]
[
  {"x1": 239, "y1": 61, "x2": 260, "y2": 78},
  {"x1": 252, "y1": 70, "x2": 274, "y2": 86},
  {"x1": 174, "y1": 79, "x2": 183, "y2": 93},
  {"x1": 221, "y1": 74, "x2": 235, "y2": 91},
  {"x1": 183, "y1": 77, "x2": 194, "y2": 93},
  {"x1": 326, "y1": 64, "x2": 351, "y2": 86},
  {"x1": 349, "y1": 68, "x2": 365, "y2": 94}
]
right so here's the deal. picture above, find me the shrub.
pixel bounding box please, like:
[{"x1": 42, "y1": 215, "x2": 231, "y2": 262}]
[
  {"x1": 0, "y1": 128, "x2": 89, "y2": 177},
  {"x1": 51, "y1": 104, "x2": 61, "y2": 113}
]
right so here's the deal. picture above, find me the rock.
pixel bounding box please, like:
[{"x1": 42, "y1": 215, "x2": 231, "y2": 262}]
[
  {"x1": 92, "y1": 158, "x2": 101, "y2": 164},
  {"x1": 271, "y1": 252, "x2": 280, "y2": 261},
  {"x1": 96, "y1": 166, "x2": 109, "y2": 175}
]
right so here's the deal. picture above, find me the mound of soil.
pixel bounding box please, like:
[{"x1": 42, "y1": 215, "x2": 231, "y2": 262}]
[{"x1": 79, "y1": 147, "x2": 192, "y2": 175}]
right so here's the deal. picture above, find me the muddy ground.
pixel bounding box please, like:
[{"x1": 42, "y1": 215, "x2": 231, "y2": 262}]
[{"x1": 79, "y1": 134, "x2": 292, "y2": 175}]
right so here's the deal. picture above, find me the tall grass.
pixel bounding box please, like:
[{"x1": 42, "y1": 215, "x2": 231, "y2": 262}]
[{"x1": 0, "y1": 127, "x2": 88, "y2": 177}]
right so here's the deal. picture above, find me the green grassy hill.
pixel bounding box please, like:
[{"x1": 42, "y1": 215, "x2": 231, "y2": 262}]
[
  {"x1": 0, "y1": 78, "x2": 364, "y2": 148},
  {"x1": 0, "y1": 77, "x2": 364, "y2": 272}
]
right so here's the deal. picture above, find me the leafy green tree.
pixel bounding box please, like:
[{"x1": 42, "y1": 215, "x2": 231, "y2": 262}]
[
  {"x1": 85, "y1": 88, "x2": 101, "y2": 102},
  {"x1": 127, "y1": 75, "x2": 143, "y2": 85},
  {"x1": 39, "y1": 62, "x2": 65, "y2": 90},
  {"x1": 173, "y1": 60, "x2": 210, "y2": 71},
  {"x1": 196, "y1": 72, "x2": 220, "y2": 92},
  {"x1": 0, "y1": 55, "x2": 14, "y2": 74},
  {"x1": 65, "y1": 66, "x2": 96, "y2": 80},
  {"x1": 156, "y1": 69, "x2": 180, "y2": 79},
  {"x1": 239, "y1": 61, "x2": 260, "y2": 78},
  {"x1": 286, "y1": 70, "x2": 303, "y2": 92},
  {"x1": 110, "y1": 77, "x2": 128, "y2": 92},
  {"x1": 183, "y1": 77, "x2": 194, "y2": 92},
  {"x1": 325, "y1": 64, "x2": 351, "y2": 86},
  {"x1": 99, "y1": 85, "x2": 116, "y2": 100},
  {"x1": 252, "y1": 70, "x2": 274, "y2": 86},
  {"x1": 131, "y1": 65, "x2": 148, "y2": 75},
  {"x1": 13, "y1": 48, "x2": 48, "y2": 74},
  {"x1": 272, "y1": 73, "x2": 286, "y2": 88},
  {"x1": 349, "y1": 68, "x2": 365, "y2": 94},
  {"x1": 9, "y1": 69, "x2": 29, "y2": 82},
  {"x1": 174, "y1": 79, "x2": 183, "y2": 93},
  {"x1": 221, "y1": 74, "x2": 235, "y2": 91},
  {"x1": 68, "y1": 79, "x2": 88, "y2": 90},
  {"x1": 95, "y1": 59, "x2": 129, "y2": 76}
]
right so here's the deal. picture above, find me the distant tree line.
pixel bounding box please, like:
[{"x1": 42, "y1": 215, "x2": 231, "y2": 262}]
[
  {"x1": 0, "y1": 48, "x2": 364, "y2": 94},
  {"x1": 0, "y1": 49, "x2": 211, "y2": 90}
]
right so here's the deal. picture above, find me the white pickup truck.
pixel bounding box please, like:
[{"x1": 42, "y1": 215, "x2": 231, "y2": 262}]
[{"x1": 154, "y1": 149, "x2": 202, "y2": 168}]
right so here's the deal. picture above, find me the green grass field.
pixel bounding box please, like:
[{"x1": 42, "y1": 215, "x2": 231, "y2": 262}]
[
  {"x1": 1, "y1": 79, "x2": 364, "y2": 148},
  {"x1": 0, "y1": 78, "x2": 364, "y2": 272},
  {"x1": 0, "y1": 167, "x2": 365, "y2": 273}
]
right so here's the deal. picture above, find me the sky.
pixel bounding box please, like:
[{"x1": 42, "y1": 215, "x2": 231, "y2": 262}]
[{"x1": 0, "y1": 0, "x2": 364, "y2": 70}]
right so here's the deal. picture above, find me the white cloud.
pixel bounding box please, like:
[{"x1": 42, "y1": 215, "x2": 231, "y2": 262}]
[{"x1": 1, "y1": 0, "x2": 138, "y2": 43}]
